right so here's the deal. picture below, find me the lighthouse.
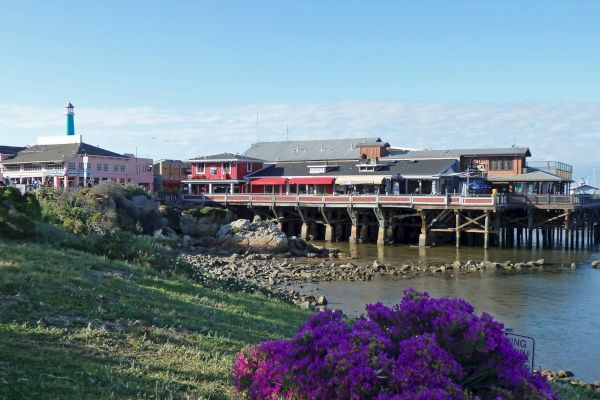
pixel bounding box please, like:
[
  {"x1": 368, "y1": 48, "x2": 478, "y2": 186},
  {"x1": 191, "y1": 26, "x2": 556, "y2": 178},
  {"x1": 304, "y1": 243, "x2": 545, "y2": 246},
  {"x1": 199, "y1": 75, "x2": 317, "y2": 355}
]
[{"x1": 65, "y1": 102, "x2": 75, "y2": 135}]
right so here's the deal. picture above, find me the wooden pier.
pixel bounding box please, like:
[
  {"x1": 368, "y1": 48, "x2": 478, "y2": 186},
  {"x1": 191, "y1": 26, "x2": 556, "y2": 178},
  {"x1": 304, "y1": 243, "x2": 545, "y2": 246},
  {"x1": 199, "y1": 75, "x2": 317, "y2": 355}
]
[{"x1": 182, "y1": 193, "x2": 600, "y2": 249}]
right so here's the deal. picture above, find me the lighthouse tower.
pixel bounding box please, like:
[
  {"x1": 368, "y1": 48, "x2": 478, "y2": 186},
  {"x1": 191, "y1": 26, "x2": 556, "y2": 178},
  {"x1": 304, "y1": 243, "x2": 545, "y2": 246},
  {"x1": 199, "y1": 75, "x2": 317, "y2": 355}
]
[{"x1": 65, "y1": 102, "x2": 75, "y2": 135}]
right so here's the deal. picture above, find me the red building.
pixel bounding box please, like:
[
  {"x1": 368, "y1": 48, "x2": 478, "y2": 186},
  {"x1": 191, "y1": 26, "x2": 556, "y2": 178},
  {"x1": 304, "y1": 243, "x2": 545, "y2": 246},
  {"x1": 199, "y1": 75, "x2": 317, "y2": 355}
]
[{"x1": 184, "y1": 153, "x2": 264, "y2": 194}]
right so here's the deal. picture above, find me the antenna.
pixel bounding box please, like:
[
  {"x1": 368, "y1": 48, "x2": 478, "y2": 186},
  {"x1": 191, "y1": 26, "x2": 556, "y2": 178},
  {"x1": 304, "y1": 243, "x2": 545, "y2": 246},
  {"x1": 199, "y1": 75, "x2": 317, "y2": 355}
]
[
  {"x1": 286, "y1": 125, "x2": 289, "y2": 141},
  {"x1": 256, "y1": 113, "x2": 259, "y2": 142}
]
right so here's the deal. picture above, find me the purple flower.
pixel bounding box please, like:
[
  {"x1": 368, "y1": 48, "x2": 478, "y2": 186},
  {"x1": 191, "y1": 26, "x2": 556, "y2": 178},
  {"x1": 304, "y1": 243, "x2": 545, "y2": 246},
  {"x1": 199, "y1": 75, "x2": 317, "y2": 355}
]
[{"x1": 231, "y1": 289, "x2": 558, "y2": 400}]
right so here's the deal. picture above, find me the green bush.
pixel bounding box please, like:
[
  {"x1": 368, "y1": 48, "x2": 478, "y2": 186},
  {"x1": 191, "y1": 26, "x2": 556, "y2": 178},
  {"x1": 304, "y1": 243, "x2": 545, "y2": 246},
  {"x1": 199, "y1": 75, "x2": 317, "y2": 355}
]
[
  {"x1": 186, "y1": 206, "x2": 226, "y2": 219},
  {"x1": 123, "y1": 183, "x2": 151, "y2": 199},
  {"x1": 0, "y1": 187, "x2": 40, "y2": 238},
  {"x1": 35, "y1": 183, "x2": 159, "y2": 235},
  {"x1": 1, "y1": 187, "x2": 41, "y2": 219},
  {"x1": 69, "y1": 230, "x2": 183, "y2": 272}
]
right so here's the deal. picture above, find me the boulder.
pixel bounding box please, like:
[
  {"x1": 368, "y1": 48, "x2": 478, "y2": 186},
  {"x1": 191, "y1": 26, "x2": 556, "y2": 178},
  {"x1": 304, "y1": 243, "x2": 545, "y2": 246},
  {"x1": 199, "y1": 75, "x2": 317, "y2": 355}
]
[
  {"x1": 179, "y1": 213, "x2": 220, "y2": 236},
  {"x1": 591, "y1": 261, "x2": 600, "y2": 268},
  {"x1": 372, "y1": 259, "x2": 385, "y2": 270}
]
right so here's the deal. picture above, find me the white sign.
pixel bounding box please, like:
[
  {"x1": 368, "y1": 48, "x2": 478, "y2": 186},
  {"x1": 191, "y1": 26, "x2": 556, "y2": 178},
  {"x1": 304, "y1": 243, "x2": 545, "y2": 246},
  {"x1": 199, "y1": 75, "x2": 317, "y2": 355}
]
[{"x1": 506, "y1": 332, "x2": 535, "y2": 372}]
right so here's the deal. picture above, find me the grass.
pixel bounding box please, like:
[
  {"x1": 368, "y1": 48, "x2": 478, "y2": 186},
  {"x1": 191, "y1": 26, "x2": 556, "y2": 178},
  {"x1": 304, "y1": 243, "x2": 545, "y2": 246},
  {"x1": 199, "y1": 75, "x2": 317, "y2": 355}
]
[
  {"x1": 1, "y1": 236, "x2": 599, "y2": 399},
  {"x1": 0, "y1": 238, "x2": 311, "y2": 399},
  {"x1": 553, "y1": 383, "x2": 600, "y2": 400}
]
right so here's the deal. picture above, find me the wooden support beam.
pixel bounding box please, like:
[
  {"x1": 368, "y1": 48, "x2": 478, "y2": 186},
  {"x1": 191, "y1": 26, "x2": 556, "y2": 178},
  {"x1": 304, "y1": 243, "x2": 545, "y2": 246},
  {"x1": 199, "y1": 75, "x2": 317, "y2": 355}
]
[
  {"x1": 455, "y1": 211, "x2": 461, "y2": 248},
  {"x1": 484, "y1": 210, "x2": 490, "y2": 249},
  {"x1": 455, "y1": 213, "x2": 486, "y2": 231}
]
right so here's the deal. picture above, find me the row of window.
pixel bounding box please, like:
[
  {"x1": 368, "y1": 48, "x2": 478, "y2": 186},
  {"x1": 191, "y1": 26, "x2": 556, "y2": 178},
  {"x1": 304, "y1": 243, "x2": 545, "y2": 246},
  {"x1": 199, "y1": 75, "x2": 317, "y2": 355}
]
[
  {"x1": 195, "y1": 162, "x2": 254, "y2": 175},
  {"x1": 489, "y1": 158, "x2": 514, "y2": 171}
]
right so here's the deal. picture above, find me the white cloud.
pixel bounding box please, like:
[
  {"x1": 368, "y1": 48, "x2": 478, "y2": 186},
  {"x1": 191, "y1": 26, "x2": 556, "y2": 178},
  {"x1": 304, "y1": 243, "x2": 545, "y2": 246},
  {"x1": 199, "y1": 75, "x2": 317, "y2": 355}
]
[{"x1": 1, "y1": 100, "x2": 599, "y2": 181}]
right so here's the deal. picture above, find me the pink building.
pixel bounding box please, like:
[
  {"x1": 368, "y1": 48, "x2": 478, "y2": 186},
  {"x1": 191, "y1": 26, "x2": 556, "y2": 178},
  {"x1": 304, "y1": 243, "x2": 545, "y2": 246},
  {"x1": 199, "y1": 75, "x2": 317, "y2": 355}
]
[{"x1": 0, "y1": 104, "x2": 153, "y2": 190}]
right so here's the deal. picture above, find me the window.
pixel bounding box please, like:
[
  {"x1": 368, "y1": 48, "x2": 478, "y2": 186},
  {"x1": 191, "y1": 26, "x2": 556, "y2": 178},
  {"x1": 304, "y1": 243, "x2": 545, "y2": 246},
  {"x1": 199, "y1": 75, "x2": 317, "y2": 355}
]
[
  {"x1": 79, "y1": 163, "x2": 84, "y2": 170},
  {"x1": 120, "y1": 165, "x2": 126, "y2": 173},
  {"x1": 247, "y1": 163, "x2": 253, "y2": 172},
  {"x1": 197, "y1": 163, "x2": 205, "y2": 173},
  {"x1": 103, "y1": 164, "x2": 109, "y2": 172},
  {"x1": 114, "y1": 164, "x2": 119, "y2": 172},
  {"x1": 490, "y1": 157, "x2": 514, "y2": 171},
  {"x1": 210, "y1": 166, "x2": 217, "y2": 175},
  {"x1": 68, "y1": 162, "x2": 76, "y2": 170},
  {"x1": 97, "y1": 163, "x2": 102, "y2": 171},
  {"x1": 222, "y1": 162, "x2": 231, "y2": 173}
]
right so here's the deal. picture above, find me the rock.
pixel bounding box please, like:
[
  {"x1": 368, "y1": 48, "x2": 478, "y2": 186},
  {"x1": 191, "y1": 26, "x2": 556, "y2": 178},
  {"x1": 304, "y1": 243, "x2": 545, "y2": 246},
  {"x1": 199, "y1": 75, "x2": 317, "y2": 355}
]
[
  {"x1": 162, "y1": 226, "x2": 178, "y2": 238},
  {"x1": 179, "y1": 213, "x2": 220, "y2": 236},
  {"x1": 299, "y1": 301, "x2": 315, "y2": 310},
  {"x1": 452, "y1": 261, "x2": 462, "y2": 270},
  {"x1": 182, "y1": 235, "x2": 192, "y2": 248},
  {"x1": 372, "y1": 259, "x2": 385, "y2": 270},
  {"x1": 252, "y1": 215, "x2": 262, "y2": 223},
  {"x1": 400, "y1": 264, "x2": 412, "y2": 272},
  {"x1": 317, "y1": 295, "x2": 327, "y2": 305},
  {"x1": 534, "y1": 259, "x2": 545, "y2": 265},
  {"x1": 591, "y1": 261, "x2": 600, "y2": 268},
  {"x1": 571, "y1": 263, "x2": 577, "y2": 269}
]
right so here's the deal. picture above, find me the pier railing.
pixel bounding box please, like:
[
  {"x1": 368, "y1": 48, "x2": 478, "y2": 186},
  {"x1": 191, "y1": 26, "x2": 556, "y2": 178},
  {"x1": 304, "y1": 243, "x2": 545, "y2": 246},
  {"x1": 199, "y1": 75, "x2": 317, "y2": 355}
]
[
  {"x1": 498, "y1": 194, "x2": 600, "y2": 206},
  {"x1": 182, "y1": 193, "x2": 600, "y2": 208},
  {"x1": 182, "y1": 193, "x2": 497, "y2": 207}
]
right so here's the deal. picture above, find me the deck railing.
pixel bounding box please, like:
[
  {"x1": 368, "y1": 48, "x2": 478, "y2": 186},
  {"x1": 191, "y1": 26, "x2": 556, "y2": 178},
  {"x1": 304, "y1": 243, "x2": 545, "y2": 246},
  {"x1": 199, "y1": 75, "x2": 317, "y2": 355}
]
[
  {"x1": 182, "y1": 193, "x2": 498, "y2": 207},
  {"x1": 182, "y1": 192, "x2": 600, "y2": 208}
]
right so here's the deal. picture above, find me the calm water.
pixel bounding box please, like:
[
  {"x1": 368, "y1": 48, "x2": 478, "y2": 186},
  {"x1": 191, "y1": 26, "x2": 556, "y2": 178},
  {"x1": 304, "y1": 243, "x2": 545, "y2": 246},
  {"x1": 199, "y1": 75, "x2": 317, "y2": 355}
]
[{"x1": 303, "y1": 242, "x2": 600, "y2": 381}]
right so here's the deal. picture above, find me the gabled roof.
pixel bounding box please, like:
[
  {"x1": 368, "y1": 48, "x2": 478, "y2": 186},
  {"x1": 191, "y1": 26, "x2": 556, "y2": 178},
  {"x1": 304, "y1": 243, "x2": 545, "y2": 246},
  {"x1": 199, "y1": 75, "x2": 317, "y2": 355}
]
[
  {"x1": 385, "y1": 147, "x2": 531, "y2": 160},
  {"x1": 243, "y1": 137, "x2": 386, "y2": 162},
  {"x1": 248, "y1": 159, "x2": 457, "y2": 179},
  {"x1": 1, "y1": 142, "x2": 127, "y2": 164},
  {"x1": 0, "y1": 145, "x2": 26, "y2": 155},
  {"x1": 188, "y1": 152, "x2": 264, "y2": 162}
]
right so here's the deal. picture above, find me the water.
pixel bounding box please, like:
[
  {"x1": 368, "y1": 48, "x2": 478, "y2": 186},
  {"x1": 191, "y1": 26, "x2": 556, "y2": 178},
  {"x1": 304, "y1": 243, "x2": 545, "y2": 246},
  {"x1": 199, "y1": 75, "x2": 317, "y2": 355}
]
[{"x1": 303, "y1": 242, "x2": 600, "y2": 381}]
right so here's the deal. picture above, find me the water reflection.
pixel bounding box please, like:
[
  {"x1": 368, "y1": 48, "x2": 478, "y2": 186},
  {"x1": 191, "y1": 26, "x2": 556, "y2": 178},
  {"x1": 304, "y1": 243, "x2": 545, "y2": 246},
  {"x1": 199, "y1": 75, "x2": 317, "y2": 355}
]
[{"x1": 304, "y1": 242, "x2": 600, "y2": 381}]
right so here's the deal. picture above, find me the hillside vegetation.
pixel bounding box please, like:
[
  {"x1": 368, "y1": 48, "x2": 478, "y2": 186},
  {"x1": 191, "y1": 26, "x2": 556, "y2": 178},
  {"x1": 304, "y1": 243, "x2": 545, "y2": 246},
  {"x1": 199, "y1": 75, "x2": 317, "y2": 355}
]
[{"x1": 0, "y1": 238, "x2": 310, "y2": 399}]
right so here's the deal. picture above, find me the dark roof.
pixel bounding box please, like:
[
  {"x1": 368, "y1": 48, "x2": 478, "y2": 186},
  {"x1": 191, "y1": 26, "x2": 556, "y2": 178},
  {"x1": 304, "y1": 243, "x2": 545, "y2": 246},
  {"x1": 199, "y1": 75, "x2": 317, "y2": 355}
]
[
  {"x1": 188, "y1": 152, "x2": 264, "y2": 162},
  {"x1": 0, "y1": 145, "x2": 26, "y2": 155},
  {"x1": 1, "y1": 142, "x2": 127, "y2": 164},
  {"x1": 248, "y1": 159, "x2": 458, "y2": 179},
  {"x1": 487, "y1": 169, "x2": 570, "y2": 183},
  {"x1": 243, "y1": 137, "x2": 386, "y2": 162},
  {"x1": 385, "y1": 147, "x2": 531, "y2": 160}
]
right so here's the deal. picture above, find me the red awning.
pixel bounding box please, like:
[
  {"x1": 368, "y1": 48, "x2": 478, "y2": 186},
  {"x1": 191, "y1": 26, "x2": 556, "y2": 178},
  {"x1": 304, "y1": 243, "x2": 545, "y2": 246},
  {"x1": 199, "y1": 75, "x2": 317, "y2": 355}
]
[
  {"x1": 288, "y1": 177, "x2": 335, "y2": 185},
  {"x1": 250, "y1": 178, "x2": 287, "y2": 185}
]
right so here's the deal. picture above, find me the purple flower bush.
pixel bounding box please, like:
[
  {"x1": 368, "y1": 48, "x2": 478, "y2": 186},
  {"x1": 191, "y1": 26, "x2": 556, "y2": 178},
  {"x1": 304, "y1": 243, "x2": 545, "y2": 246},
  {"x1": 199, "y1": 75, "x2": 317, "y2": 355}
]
[{"x1": 232, "y1": 289, "x2": 557, "y2": 399}]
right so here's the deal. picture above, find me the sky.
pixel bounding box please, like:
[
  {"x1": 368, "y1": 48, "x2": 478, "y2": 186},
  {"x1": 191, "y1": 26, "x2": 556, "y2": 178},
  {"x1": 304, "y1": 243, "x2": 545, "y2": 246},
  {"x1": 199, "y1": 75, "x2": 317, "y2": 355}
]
[{"x1": 0, "y1": 1, "x2": 599, "y2": 183}]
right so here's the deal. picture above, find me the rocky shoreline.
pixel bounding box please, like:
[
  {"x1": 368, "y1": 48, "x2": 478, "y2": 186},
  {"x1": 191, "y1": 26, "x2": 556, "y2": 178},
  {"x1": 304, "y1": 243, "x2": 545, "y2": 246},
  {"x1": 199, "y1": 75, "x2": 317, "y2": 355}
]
[
  {"x1": 541, "y1": 369, "x2": 600, "y2": 391},
  {"x1": 181, "y1": 251, "x2": 585, "y2": 310}
]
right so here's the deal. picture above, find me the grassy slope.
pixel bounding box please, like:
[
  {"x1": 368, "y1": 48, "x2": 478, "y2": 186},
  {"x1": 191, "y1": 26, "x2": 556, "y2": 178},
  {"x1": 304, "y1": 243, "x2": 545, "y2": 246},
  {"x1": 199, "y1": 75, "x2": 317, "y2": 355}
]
[{"x1": 0, "y1": 238, "x2": 310, "y2": 399}]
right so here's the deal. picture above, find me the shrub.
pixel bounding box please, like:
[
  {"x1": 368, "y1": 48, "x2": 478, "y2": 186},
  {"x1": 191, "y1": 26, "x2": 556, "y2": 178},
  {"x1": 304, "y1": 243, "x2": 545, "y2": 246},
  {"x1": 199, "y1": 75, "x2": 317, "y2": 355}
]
[
  {"x1": 123, "y1": 183, "x2": 151, "y2": 199},
  {"x1": 231, "y1": 289, "x2": 558, "y2": 400},
  {"x1": 35, "y1": 184, "x2": 159, "y2": 235},
  {"x1": 0, "y1": 187, "x2": 40, "y2": 238},
  {"x1": 69, "y1": 230, "x2": 181, "y2": 272},
  {"x1": 186, "y1": 206, "x2": 226, "y2": 219}
]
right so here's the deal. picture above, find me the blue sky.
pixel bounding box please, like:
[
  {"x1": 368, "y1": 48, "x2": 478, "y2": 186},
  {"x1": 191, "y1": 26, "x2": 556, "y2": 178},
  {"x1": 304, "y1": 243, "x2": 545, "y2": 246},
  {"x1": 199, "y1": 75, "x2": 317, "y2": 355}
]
[{"x1": 1, "y1": 1, "x2": 599, "y2": 182}]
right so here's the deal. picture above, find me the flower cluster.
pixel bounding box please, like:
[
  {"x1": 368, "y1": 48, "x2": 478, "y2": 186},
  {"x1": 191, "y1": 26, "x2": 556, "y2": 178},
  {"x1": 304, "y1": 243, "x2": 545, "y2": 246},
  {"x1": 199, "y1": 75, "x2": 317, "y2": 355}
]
[{"x1": 232, "y1": 289, "x2": 557, "y2": 399}]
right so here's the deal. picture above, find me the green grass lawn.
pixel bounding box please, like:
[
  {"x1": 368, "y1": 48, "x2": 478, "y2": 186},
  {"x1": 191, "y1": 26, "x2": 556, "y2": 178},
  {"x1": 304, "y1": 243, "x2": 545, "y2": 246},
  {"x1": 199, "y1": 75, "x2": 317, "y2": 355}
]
[{"x1": 0, "y1": 238, "x2": 311, "y2": 399}]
